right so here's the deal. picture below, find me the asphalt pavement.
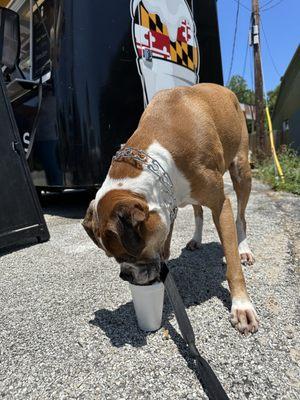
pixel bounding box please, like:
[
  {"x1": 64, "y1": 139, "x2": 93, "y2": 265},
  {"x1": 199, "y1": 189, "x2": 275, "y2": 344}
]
[{"x1": 0, "y1": 175, "x2": 299, "y2": 399}]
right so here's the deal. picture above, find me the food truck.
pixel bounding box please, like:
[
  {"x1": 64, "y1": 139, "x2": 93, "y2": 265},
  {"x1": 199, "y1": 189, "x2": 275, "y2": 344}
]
[{"x1": 1, "y1": 0, "x2": 223, "y2": 190}]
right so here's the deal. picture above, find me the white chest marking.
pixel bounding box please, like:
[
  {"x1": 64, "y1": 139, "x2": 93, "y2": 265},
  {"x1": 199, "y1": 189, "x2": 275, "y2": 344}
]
[{"x1": 95, "y1": 141, "x2": 197, "y2": 225}]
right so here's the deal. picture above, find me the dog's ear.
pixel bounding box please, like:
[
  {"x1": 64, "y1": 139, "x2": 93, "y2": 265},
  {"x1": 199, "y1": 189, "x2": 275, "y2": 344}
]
[
  {"x1": 82, "y1": 200, "x2": 99, "y2": 246},
  {"x1": 104, "y1": 200, "x2": 148, "y2": 257}
]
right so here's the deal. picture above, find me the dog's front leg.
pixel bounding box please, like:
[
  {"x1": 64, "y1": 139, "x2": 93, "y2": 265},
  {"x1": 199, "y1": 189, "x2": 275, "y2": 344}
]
[{"x1": 212, "y1": 197, "x2": 259, "y2": 334}]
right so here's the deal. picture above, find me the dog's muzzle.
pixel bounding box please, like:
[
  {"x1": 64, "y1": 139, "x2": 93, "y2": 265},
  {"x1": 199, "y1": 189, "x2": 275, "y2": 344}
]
[{"x1": 119, "y1": 261, "x2": 161, "y2": 285}]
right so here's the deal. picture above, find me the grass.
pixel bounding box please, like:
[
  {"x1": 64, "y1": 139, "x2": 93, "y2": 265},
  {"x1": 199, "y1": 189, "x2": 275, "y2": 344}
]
[{"x1": 254, "y1": 146, "x2": 300, "y2": 195}]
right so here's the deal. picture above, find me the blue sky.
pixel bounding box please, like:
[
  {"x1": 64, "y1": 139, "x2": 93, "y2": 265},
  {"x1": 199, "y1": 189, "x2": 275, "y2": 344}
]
[{"x1": 217, "y1": 0, "x2": 300, "y2": 92}]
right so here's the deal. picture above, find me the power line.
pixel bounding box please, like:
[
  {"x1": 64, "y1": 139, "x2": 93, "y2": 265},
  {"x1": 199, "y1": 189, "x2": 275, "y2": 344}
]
[
  {"x1": 242, "y1": 42, "x2": 249, "y2": 80},
  {"x1": 261, "y1": 0, "x2": 277, "y2": 8},
  {"x1": 242, "y1": 16, "x2": 253, "y2": 79},
  {"x1": 226, "y1": 0, "x2": 240, "y2": 85},
  {"x1": 232, "y1": 0, "x2": 251, "y2": 11},
  {"x1": 261, "y1": 0, "x2": 285, "y2": 11},
  {"x1": 260, "y1": 19, "x2": 282, "y2": 77}
]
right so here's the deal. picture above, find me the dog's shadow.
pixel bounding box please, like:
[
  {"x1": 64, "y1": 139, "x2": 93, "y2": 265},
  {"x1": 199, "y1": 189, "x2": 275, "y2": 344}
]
[{"x1": 90, "y1": 242, "x2": 230, "y2": 348}]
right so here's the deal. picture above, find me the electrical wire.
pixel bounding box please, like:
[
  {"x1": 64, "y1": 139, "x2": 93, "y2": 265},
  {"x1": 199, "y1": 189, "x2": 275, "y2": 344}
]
[
  {"x1": 232, "y1": 0, "x2": 251, "y2": 12},
  {"x1": 247, "y1": 44, "x2": 256, "y2": 131},
  {"x1": 261, "y1": 0, "x2": 278, "y2": 8},
  {"x1": 227, "y1": 43, "x2": 249, "y2": 99},
  {"x1": 242, "y1": 16, "x2": 253, "y2": 80},
  {"x1": 242, "y1": 42, "x2": 249, "y2": 80},
  {"x1": 260, "y1": 19, "x2": 282, "y2": 77},
  {"x1": 261, "y1": 0, "x2": 285, "y2": 12},
  {"x1": 226, "y1": 0, "x2": 240, "y2": 85}
]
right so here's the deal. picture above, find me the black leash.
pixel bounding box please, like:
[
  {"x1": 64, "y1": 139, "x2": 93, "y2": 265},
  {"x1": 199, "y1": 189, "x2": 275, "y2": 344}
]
[{"x1": 160, "y1": 262, "x2": 230, "y2": 400}]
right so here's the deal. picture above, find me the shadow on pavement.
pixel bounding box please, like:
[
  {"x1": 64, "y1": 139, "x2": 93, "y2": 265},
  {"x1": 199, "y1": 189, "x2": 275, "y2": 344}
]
[
  {"x1": 90, "y1": 242, "x2": 230, "y2": 349},
  {"x1": 0, "y1": 239, "x2": 40, "y2": 257},
  {"x1": 40, "y1": 189, "x2": 94, "y2": 219},
  {"x1": 0, "y1": 190, "x2": 92, "y2": 256}
]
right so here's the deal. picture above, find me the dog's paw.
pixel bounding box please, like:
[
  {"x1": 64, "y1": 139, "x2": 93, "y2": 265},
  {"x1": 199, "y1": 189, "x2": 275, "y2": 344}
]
[
  {"x1": 186, "y1": 239, "x2": 201, "y2": 251},
  {"x1": 230, "y1": 298, "x2": 259, "y2": 335},
  {"x1": 238, "y1": 239, "x2": 254, "y2": 265},
  {"x1": 240, "y1": 252, "x2": 255, "y2": 266}
]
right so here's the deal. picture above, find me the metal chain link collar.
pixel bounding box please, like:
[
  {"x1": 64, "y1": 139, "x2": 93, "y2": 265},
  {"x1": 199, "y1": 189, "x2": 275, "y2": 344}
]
[{"x1": 112, "y1": 146, "x2": 178, "y2": 223}]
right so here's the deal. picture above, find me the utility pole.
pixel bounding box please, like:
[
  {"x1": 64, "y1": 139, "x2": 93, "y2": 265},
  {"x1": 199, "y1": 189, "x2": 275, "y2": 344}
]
[{"x1": 251, "y1": 0, "x2": 265, "y2": 156}]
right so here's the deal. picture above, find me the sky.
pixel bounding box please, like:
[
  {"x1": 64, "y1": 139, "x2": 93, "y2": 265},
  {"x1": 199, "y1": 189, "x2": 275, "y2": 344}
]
[{"x1": 217, "y1": 0, "x2": 300, "y2": 92}]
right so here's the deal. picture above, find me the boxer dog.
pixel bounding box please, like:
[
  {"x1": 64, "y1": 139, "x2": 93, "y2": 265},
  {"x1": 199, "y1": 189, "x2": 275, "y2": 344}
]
[{"x1": 82, "y1": 84, "x2": 259, "y2": 334}]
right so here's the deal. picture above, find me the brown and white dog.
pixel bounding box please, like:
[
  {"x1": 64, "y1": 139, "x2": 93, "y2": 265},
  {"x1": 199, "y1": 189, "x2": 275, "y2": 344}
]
[{"x1": 82, "y1": 83, "x2": 259, "y2": 334}]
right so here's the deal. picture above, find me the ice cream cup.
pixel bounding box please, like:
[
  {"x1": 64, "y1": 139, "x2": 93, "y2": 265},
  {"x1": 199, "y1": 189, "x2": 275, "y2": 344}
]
[{"x1": 129, "y1": 281, "x2": 165, "y2": 332}]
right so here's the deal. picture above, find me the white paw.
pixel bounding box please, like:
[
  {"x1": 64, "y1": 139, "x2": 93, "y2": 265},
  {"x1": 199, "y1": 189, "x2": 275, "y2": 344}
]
[
  {"x1": 186, "y1": 239, "x2": 201, "y2": 251},
  {"x1": 240, "y1": 252, "x2": 255, "y2": 265},
  {"x1": 238, "y1": 239, "x2": 255, "y2": 265},
  {"x1": 230, "y1": 298, "x2": 259, "y2": 334}
]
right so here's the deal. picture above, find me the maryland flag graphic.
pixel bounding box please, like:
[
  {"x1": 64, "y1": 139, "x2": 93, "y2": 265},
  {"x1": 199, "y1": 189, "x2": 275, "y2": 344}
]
[{"x1": 131, "y1": 0, "x2": 200, "y2": 105}]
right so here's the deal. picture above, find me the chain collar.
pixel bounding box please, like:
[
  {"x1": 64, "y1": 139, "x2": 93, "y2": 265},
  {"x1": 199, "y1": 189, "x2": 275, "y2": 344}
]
[{"x1": 112, "y1": 146, "x2": 178, "y2": 223}]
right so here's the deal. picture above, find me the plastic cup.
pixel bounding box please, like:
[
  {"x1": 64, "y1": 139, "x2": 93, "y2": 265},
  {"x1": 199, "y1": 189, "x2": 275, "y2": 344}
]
[{"x1": 129, "y1": 282, "x2": 165, "y2": 332}]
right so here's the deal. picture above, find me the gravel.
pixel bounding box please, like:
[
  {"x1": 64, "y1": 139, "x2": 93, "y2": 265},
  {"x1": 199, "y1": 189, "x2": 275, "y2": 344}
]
[{"x1": 0, "y1": 175, "x2": 299, "y2": 399}]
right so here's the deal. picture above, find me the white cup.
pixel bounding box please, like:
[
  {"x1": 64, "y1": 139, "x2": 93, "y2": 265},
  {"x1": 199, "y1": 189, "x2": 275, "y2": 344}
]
[{"x1": 129, "y1": 282, "x2": 165, "y2": 332}]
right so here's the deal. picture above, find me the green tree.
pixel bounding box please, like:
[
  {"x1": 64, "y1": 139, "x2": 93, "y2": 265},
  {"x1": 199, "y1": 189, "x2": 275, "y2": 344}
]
[
  {"x1": 267, "y1": 84, "x2": 280, "y2": 116},
  {"x1": 227, "y1": 75, "x2": 255, "y2": 105}
]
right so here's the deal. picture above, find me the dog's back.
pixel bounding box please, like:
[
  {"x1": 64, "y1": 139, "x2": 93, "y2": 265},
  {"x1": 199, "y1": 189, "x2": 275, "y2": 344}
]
[{"x1": 127, "y1": 83, "x2": 248, "y2": 175}]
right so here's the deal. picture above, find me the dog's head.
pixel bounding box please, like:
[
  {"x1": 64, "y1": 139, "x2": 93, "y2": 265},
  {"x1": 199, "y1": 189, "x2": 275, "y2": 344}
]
[{"x1": 82, "y1": 190, "x2": 168, "y2": 285}]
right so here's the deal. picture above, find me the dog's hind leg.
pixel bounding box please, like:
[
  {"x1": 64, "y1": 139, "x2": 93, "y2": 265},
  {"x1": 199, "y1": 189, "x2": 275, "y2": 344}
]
[
  {"x1": 186, "y1": 205, "x2": 203, "y2": 251},
  {"x1": 229, "y1": 154, "x2": 254, "y2": 265}
]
